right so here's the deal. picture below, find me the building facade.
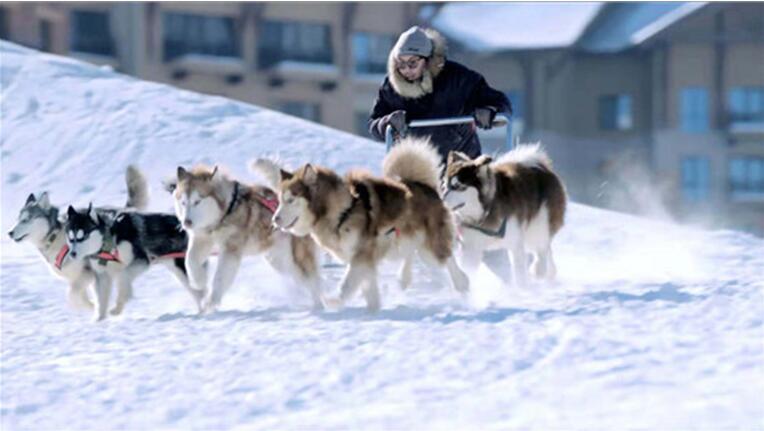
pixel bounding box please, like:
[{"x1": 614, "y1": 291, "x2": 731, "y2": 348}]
[{"x1": 0, "y1": 2, "x2": 420, "y2": 137}]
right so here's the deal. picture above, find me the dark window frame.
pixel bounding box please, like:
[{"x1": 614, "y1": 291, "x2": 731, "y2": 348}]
[
  {"x1": 70, "y1": 10, "x2": 115, "y2": 56},
  {"x1": 352, "y1": 31, "x2": 394, "y2": 75},
  {"x1": 258, "y1": 20, "x2": 333, "y2": 69},
  {"x1": 598, "y1": 94, "x2": 633, "y2": 131},
  {"x1": 162, "y1": 12, "x2": 240, "y2": 62}
]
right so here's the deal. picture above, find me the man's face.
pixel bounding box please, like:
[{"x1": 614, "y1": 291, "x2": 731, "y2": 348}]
[{"x1": 396, "y1": 55, "x2": 426, "y2": 81}]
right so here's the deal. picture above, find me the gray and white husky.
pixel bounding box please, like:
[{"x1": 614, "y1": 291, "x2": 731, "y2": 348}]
[
  {"x1": 64, "y1": 202, "x2": 198, "y2": 321},
  {"x1": 7, "y1": 166, "x2": 148, "y2": 314}
]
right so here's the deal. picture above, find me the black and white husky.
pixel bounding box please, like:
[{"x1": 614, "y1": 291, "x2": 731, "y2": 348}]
[
  {"x1": 7, "y1": 166, "x2": 148, "y2": 315},
  {"x1": 64, "y1": 203, "x2": 199, "y2": 320}
]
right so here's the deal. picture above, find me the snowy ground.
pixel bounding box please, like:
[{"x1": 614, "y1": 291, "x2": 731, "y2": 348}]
[{"x1": 2, "y1": 42, "x2": 763, "y2": 430}]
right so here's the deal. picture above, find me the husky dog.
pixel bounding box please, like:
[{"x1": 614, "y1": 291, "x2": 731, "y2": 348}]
[
  {"x1": 254, "y1": 138, "x2": 470, "y2": 312},
  {"x1": 169, "y1": 165, "x2": 323, "y2": 312},
  {"x1": 7, "y1": 166, "x2": 148, "y2": 313},
  {"x1": 64, "y1": 204, "x2": 195, "y2": 320},
  {"x1": 443, "y1": 144, "x2": 567, "y2": 287}
]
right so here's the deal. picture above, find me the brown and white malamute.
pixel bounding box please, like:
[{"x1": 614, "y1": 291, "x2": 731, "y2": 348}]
[
  {"x1": 254, "y1": 138, "x2": 470, "y2": 312},
  {"x1": 170, "y1": 166, "x2": 324, "y2": 312},
  {"x1": 444, "y1": 143, "x2": 566, "y2": 287}
]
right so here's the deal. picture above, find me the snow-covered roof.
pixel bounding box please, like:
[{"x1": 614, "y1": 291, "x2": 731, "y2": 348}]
[
  {"x1": 429, "y1": 2, "x2": 604, "y2": 52},
  {"x1": 577, "y1": 2, "x2": 709, "y2": 53},
  {"x1": 429, "y1": 2, "x2": 709, "y2": 54}
]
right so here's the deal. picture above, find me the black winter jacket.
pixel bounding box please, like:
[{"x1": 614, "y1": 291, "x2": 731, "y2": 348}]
[{"x1": 368, "y1": 60, "x2": 511, "y2": 161}]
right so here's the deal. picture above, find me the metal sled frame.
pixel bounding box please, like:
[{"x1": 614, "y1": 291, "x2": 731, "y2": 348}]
[{"x1": 385, "y1": 112, "x2": 513, "y2": 153}]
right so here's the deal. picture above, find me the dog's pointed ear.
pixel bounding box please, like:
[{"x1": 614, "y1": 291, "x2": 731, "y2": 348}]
[
  {"x1": 177, "y1": 166, "x2": 189, "y2": 181},
  {"x1": 448, "y1": 151, "x2": 469, "y2": 165},
  {"x1": 38, "y1": 192, "x2": 51, "y2": 208},
  {"x1": 87, "y1": 203, "x2": 98, "y2": 223},
  {"x1": 67, "y1": 205, "x2": 77, "y2": 218},
  {"x1": 475, "y1": 155, "x2": 493, "y2": 166},
  {"x1": 279, "y1": 168, "x2": 293, "y2": 182},
  {"x1": 210, "y1": 165, "x2": 218, "y2": 179},
  {"x1": 25, "y1": 193, "x2": 36, "y2": 206},
  {"x1": 301, "y1": 164, "x2": 318, "y2": 185}
]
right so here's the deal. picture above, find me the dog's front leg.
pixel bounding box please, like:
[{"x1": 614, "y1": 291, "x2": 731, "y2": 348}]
[
  {"x1": 203, "y1": 248, "x2": 242, "y2": 313},
  {"x1": 91, "y1": 272, "x2": 112, "y2": 321},
  {"x1": 508, "y1": 243, "x2": 528, "y2": 288},
  {"x1": 361, "y1": 265, "x2": 381, "y2": 312},
  {"x1": 67, "y1": 271, "x2": 95, "y2": 310},
  {"x1": 398, "y1": 255, "x2": 413, "y2": 291},
  {"x1": 186, "y1": 234, "x2": 213, "y2": 294},
  {"x1": 445, "y1": 255, "x2": 470, "y2": 294},
  {"x1": 111, "y1": 264, "x2": 146, "y2": 316},
  {"x1": 325, "y1": 259, "x2": 370, "y2": 310}
]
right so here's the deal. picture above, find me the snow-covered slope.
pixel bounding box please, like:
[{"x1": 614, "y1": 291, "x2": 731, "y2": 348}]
[{"x1": 2, "y1": 41, "x2": 763, "y2": 430}]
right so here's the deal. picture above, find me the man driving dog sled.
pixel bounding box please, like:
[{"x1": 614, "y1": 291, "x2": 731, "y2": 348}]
[
  {"x1": 368, "y1": 26, "x2": 514, "y2": 283},
  {"x1": 368, "y1": 26, "x2": 512, "y2": 162}
]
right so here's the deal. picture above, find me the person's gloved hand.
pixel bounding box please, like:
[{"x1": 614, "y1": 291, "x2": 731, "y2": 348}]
[
  {"x1": 382, "y1": 110, "x2": 408, "y2": 135},
  {"x1": 473, "y1": 107, "x2": 497, "y2": 130}
]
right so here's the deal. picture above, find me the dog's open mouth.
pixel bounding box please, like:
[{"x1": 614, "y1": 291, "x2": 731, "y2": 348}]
[
  {"x1": 451, "y1": 203, "x2": 465, "y2": 211},
  {"x1": 12, "y1": 233, "x2": 28, "y2": 242}
]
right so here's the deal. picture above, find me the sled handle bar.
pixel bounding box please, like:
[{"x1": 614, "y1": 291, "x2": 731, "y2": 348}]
[{"x1": 385, "y1": 113, "x2": 510, "y2": 152}]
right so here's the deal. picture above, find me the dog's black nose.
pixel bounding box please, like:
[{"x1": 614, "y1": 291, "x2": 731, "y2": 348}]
[
  {"x1": 7, "y1": 231, "x2": 12, "y2": 239},
  {"x1": 70, "y1": 250, "x2": 77, "y2": 258},
  {"x1": 183, "y1": 219, "x2": 193, "y2": 228}
]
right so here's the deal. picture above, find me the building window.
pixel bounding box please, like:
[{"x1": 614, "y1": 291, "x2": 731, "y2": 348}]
[
  {"x1": 680, "y1": 87, "x2": 709, "y2": 133},
  {"x1": 163, "y1": 13, "x2": 239, "y2": 61},
  {"x1": 505, "y1": 90, "x2": 524, "y2": 119},
  {"x1": 729, "y1": 157, "x2": 764, "y2": 196},
  {"x1": 352, "y1": 32, "x2": 393, "y2": 74},
  {"x1": 70, "y1": 10, "x2": 114, "y2": 56},
  {"x1": 258, "y1": 20, "x2": 332, "y2": 69},
  {"x1": 598, "y1": 94, "x2": 632, "y2": 131},
  {"x1": 728, "y1": 87, "x2": 764, "y2": 124},
  {"x1": 279, "y1": 101, "x2": 321, "y2": 123},
  {"x1": 681, "y1": 156, "x2": 710, "y2": 202},
  {"x1": 40, "y1": 20, "x2": 53, "y2": 53},
  {"x1": 0, "y1": 7, "x2": 9, "y2": 40}
]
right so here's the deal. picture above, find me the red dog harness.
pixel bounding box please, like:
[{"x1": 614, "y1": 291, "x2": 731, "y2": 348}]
[
  {"x1": 54, "y1": 244, "x2": 70, "y2": 270},
  {"x1": 255, "y1": 193, "x2": 279, "y2": 214}
]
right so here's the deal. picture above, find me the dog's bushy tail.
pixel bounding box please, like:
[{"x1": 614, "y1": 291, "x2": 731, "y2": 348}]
[
  {"x1": 250, "y1": 157, "x2": 283, "y2": 190},
  {"x1": 125, "y1": 165, "x2": 149, "y2": 210},
  {"x1": 383, "y1": 137, "x2": 441, "y2": 191},
  {"x1": 496, "y1": 142, "x2": 552, "y2": 169}
]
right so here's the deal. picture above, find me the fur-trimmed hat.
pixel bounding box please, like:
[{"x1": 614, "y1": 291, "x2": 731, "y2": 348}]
[{"x1": 387, "y1": 28, "x2": 448, "y2": 99}]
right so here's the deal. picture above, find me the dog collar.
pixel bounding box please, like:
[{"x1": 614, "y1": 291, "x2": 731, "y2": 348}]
[
  {"x1": 54, "y1": 243, "x2": 70, "y2": 270},
  {"x1": 461, "y1": 217, "x2": 508, "y2": 238},
  {"x1": 218, "y1": 182, "x2": 241, "y2": 226}
]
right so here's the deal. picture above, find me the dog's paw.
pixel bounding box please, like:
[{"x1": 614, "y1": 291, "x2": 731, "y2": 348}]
[
  {"x1": 201, "y1": 297, "x2": 219, "y2": 314},
  {"x1": 109, "y1": 306, "x2": 124, "y2": 316},
  {"x1": 323, "y1": 297, "x2": 343, "y2": 310}
]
